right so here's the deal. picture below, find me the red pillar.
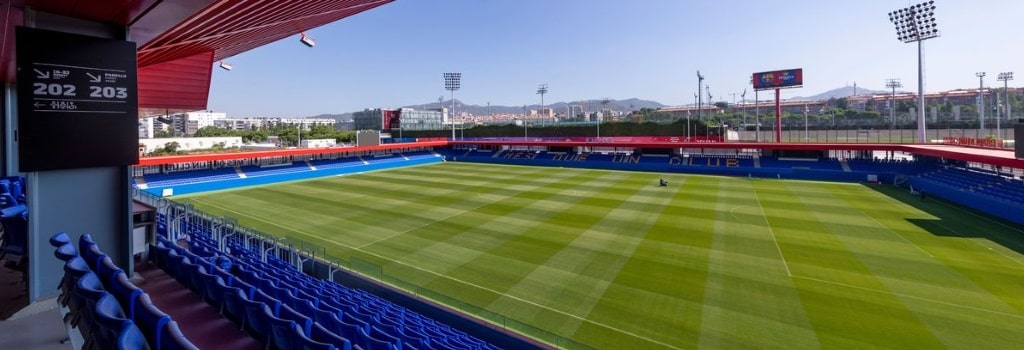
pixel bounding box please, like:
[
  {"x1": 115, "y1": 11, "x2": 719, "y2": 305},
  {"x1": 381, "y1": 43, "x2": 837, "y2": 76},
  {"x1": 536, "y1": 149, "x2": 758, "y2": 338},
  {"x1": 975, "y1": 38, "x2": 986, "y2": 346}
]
[{"x1": 775, "y1": 88, "x2": 782, "y2": 143}]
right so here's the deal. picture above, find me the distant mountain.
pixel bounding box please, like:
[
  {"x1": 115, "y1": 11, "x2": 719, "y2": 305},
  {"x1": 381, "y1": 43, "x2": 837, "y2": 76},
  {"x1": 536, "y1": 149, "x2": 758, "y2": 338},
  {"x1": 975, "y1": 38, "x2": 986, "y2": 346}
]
[
  {"x1": 399, "y1": 97, "x2": 665, "y2": 116},
  {"x1": 791, "y1": 86, "x2": 889, "y2": 101}
]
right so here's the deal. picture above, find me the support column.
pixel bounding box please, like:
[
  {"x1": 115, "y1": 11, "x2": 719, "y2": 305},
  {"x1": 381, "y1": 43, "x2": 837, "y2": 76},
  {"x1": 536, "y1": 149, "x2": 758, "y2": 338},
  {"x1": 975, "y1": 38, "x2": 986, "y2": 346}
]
[{"x1": 775, "y1": 88, "x2": 782, "y2": 143}]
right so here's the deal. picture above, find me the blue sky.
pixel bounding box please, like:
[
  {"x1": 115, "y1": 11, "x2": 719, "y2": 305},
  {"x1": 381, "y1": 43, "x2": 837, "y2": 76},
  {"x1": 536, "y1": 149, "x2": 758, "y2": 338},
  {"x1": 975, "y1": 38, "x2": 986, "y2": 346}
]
[{"x1": 207, "y1": 0, "x2": 1023, "y2": 117}]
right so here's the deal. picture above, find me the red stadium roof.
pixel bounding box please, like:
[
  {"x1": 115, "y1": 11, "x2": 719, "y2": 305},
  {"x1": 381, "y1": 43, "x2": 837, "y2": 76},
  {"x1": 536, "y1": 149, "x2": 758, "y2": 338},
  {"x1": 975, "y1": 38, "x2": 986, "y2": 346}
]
[
  {"x1": 452, "y1": 140, "x2": 1024, "y2": 168},
  {"x1": 0, "y1": 0, "x2": 394, "y2": 114},
  {"x1": 139, "y1": 140, "x2": 1024, "y2": 169},
  {"x1": 137, "y1": 141, "x2": 447, "y2": 166}
]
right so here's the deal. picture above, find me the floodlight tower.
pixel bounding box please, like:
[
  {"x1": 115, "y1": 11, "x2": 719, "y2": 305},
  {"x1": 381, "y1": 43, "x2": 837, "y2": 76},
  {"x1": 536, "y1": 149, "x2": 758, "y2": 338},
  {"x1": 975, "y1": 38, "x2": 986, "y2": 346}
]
[
  {"x1": 537, "y1": 84, "x2": 548, "y2": 126},
  {"x1": 889, "y1": 1, "x2": 939, "y2": 143},
  {"x1": 697, "y1": 71, "x2": 705, "y2": 122},
  {"x1": 740, "y1": 89, "x2": 747, "y2": 127},
  {"x1": 690, "y1": 93, "x2": 697, "y2": 140},
  {"x1": 977, "y1": 72, "x2": 986, "y2": 131},
  {"x1": 998, "y1": 72, "x2": 1013, "y2": 138},
  {"x1": 885, "y1": 78, "x2": 902, "y2": 128},
  {"x1": 444, "y1": 73, "x2": 461, "y2": 140}
]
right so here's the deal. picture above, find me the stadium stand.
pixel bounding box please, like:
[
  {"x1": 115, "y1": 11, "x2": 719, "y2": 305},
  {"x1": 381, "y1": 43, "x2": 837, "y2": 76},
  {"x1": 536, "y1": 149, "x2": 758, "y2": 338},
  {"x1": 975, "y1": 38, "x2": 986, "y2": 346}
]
[
  {"x1": 757, "y1": 157, "x2": 843, "y2": 171},
  {"x1": 47, "y1": 232, "x2": 263, "y2": 350},
  {"x1": 443, "y1": 149, "x2": 922, "y2": 183},
  {"x1": 909, "y1": 166, "x2": 1024, "y2": 225},
  {"x1": 142, "y1": 168, "x2": 241, "y2": 188},
  {"x1": 137, "y1": 152, "x2": 444, "y2": 196},
  {"x1": 915, "y1": 167, "x2": 1024, "y2": 205},
  {"x1": 149, "y1": 220, "x2": 510, "y2": 350},
  {"x1": 0, "y1": 176, "x2": 28, "y2": 266}
]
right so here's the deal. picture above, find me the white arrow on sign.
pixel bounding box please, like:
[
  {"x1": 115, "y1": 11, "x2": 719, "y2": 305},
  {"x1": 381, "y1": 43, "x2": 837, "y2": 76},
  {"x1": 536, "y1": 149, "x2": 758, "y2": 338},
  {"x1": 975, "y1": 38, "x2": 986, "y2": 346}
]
[
  {"x1": 86, "y1": 72, "x2": 102, "y2": 82},
  {"x1": 33, "y1": 69, "x2": 50, "y2": 79},
  {"x1": 33, "y1": 102, "x2": 45, "y2": 108}
]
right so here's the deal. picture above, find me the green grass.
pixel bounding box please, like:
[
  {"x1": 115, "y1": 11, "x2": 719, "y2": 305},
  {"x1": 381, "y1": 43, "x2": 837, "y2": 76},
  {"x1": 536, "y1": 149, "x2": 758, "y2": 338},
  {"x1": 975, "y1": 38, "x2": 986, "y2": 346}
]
[{"x1": 176, "y1": 162, "x2": 1024, "y2": 349}]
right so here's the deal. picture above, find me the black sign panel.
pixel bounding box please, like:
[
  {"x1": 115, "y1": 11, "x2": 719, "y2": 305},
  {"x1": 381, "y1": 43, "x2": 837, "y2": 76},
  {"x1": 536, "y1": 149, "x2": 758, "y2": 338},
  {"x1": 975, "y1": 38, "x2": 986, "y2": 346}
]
[{"x1": 16, "y1": 27, "x2": 139, "y2": 171}]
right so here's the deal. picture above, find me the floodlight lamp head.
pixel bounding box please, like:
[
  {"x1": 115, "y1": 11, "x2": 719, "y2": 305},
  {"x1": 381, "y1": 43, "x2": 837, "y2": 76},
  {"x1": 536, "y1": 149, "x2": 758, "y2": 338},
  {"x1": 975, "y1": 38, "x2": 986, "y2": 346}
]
[
  {"x1": 218, "y1": 61, "x2": 232, "y2": 71},
  {"x1": 300, "y1": 32, "x2": 315, "y2": 47}
]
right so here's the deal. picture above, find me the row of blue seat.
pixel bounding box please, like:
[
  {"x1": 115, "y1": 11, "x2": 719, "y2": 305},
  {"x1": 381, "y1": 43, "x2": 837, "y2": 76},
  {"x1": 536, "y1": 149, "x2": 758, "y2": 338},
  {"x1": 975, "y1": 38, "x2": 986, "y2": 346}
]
[
  {"x1": 0, "y1": 176, "x2": 28, "y2": 264},
  {"x1": 49, "y1": 232, "x2": 197, "y2": 350},
  {"x1": 179, "y1": 224, "x2": 500, "y2": 350},
  {"x1": 917, "y1": 167, "x2": 1024, "y2": 205},
  {"x1": 152, "y1": 236, "x2": 352, "y2": 349}
]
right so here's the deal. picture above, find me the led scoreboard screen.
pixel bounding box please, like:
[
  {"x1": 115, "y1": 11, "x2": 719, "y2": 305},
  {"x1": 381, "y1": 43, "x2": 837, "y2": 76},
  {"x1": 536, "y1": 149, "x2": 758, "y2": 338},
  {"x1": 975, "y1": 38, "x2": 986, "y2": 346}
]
[
  {"x1": 16, "y1": 27, "x2": 139, "y2": 171},
  {"x1": 752, "y1": 68, "x2": 803, "y2": 90}
]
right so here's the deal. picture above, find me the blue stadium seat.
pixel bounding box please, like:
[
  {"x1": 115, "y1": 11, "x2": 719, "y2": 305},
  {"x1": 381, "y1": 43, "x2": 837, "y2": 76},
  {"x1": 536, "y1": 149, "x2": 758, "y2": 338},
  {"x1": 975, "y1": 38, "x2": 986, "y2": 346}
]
[
  {"x1": 296, "y1": 324, "x2": 337, "y2": 350},
  {"x1": 54, "y1": 243, "x2": 78, "y2": 262},
  {"x1": 150, "y1": 242, "x2": 172, "y2": 271},
  {"x1": 310, "y1": 305, "x2": 341, "y2": 328},
  {"x1": 97, "y1": 256, "x2": 124, "y2": 288},
  {"x1": 264, "y1": 281, "x2": 295, "y2": 301},
  {"x1": 211, "y1": 265, "x2": 234, "y2": 286},
  {"x1": 161, "y1": 321, "x2": 200, "y2": 350},
  {"x1": 0, "y1": 210, "x2": 27, "y2": 261},
  {"x1": 221, "y1": 286, "x2": 248, "y2": 328},
  {"x1": 116, "y1": 321, "x2": 152, "y2": 350},
  {"x1": 202, "y1": 273, "x2": 228, "y2": 313},
  {"x1": 94, "y1": 294, "x2": 132, "y2": 349},
  {"x1": 231, "y1": 276, "x2": 257, "y2": 300},
  {"x1": 278, "y1": 303, "x2": 313, "y2": 336},
  {"x1": 252, "y1": 288, "x2": 282, "y2": 316},
  {"x1": 241, "y1": 298, "x2": 274, "y2": 343},
  {"x1": 267, "y1": 311, "x2": 299, "y2": 350},
  {"x1": 398, "y1": 327, "x2": 430, "y2": 350},
  {"x1": 377, "y1": 316, "x2": 403, "y2": 331},
  {"x1": 109, "y1": 271, "x2": 143, "y2": 319},
  {"x1": 166, "y1": 251, "x2": 189, "y2": 285},
  {"x1": 367, "y1": 326, "x2": 401, "y2": 350},
  {"x1": 61, "y1": 256, "x2": 92, "y2": 311},
  {"x1": 182, "y1": 260, "x2": 207, "y2": 295},
  {"x1": 82, "y1": 243, "x2": 107, "y2": 271},
  {"x1": 74, "y1": 271, "x2": 108, "y2": 348},
  {"x1": 287, "y1": 294, "x2": 320, "y2": 318},
  {"x1": 233, "y1": 263, "x2": 262, "y2": 284},
  {"x1": 133, "y1": 293, "x2": 171, "y2": 350},
  {"x1": 335, "y1": 317, "x2": 370, "y2": 350},
  {"x1": 78, "y1": 233, "x2": 96, "y2": 258},
  {"x1": 49, "y1": 231, "x2": 71, "y2": 248},
  {"x1": 310, "y1": 322, "x2": 352, "y2": 350},
  {"x1": 52, "y1": 244, "x2": 78, "y2": 296}
]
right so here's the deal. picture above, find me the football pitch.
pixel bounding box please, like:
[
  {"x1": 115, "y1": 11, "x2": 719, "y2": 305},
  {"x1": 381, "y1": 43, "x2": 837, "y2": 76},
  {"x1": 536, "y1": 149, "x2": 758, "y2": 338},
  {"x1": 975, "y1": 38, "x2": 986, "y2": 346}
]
[{"x1": 176, "y1": 162, "x2": 1024, "y2": 349}]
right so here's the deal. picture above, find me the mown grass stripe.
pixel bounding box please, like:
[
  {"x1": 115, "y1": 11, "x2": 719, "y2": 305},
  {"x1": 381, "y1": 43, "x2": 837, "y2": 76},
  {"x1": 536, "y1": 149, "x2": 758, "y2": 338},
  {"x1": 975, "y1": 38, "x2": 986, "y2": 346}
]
[
  {"x1": 178, "y1": 163, "x2": 1024, "y2": 350},
  {"x1": 780, "y1": 181, "x2": 947, "y2": 349},
  {"x1": 697, "y1": 178, "x2": 820, "y2": 350}
]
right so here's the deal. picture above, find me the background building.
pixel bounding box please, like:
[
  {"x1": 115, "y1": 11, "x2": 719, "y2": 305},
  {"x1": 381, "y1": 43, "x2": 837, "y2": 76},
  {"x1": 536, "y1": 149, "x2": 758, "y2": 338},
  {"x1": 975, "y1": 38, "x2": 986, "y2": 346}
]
[
  {"x1": 353, "y1": 108, "x2": 443, "y2": 131},
  {"x1": 138, "y1": 136, "x2": 243, "y2": 154}
]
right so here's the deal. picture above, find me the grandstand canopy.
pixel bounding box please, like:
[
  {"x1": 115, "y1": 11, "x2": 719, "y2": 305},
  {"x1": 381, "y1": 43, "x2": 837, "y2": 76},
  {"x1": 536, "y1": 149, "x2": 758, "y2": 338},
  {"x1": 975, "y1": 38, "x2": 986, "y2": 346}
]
[{"x1": 0, "y1": 0, "x2": 393, "y2": 115}]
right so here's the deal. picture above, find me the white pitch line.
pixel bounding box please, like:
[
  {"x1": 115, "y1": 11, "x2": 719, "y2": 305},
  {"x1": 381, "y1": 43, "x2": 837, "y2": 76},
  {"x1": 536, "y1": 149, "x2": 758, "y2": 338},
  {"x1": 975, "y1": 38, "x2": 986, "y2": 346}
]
[
  {"x1": 862, "y1": 214, "x2": 935, "y2": 258},
  {"x1": 188, "y1": 197, "x2": 683, "y2": 350},
  {"x1": 791, "y1": 274, "x2": 1024, "y2": 320},
  {"x1": 932, "y1": 220, "x2": 1024, "y2": 269},
  {"x1": 967, "y1": 239, "x2": 1024, "y2": 269},
  {"x1": 751, "y1": 186, "x2": 793, "y2": 277}
]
